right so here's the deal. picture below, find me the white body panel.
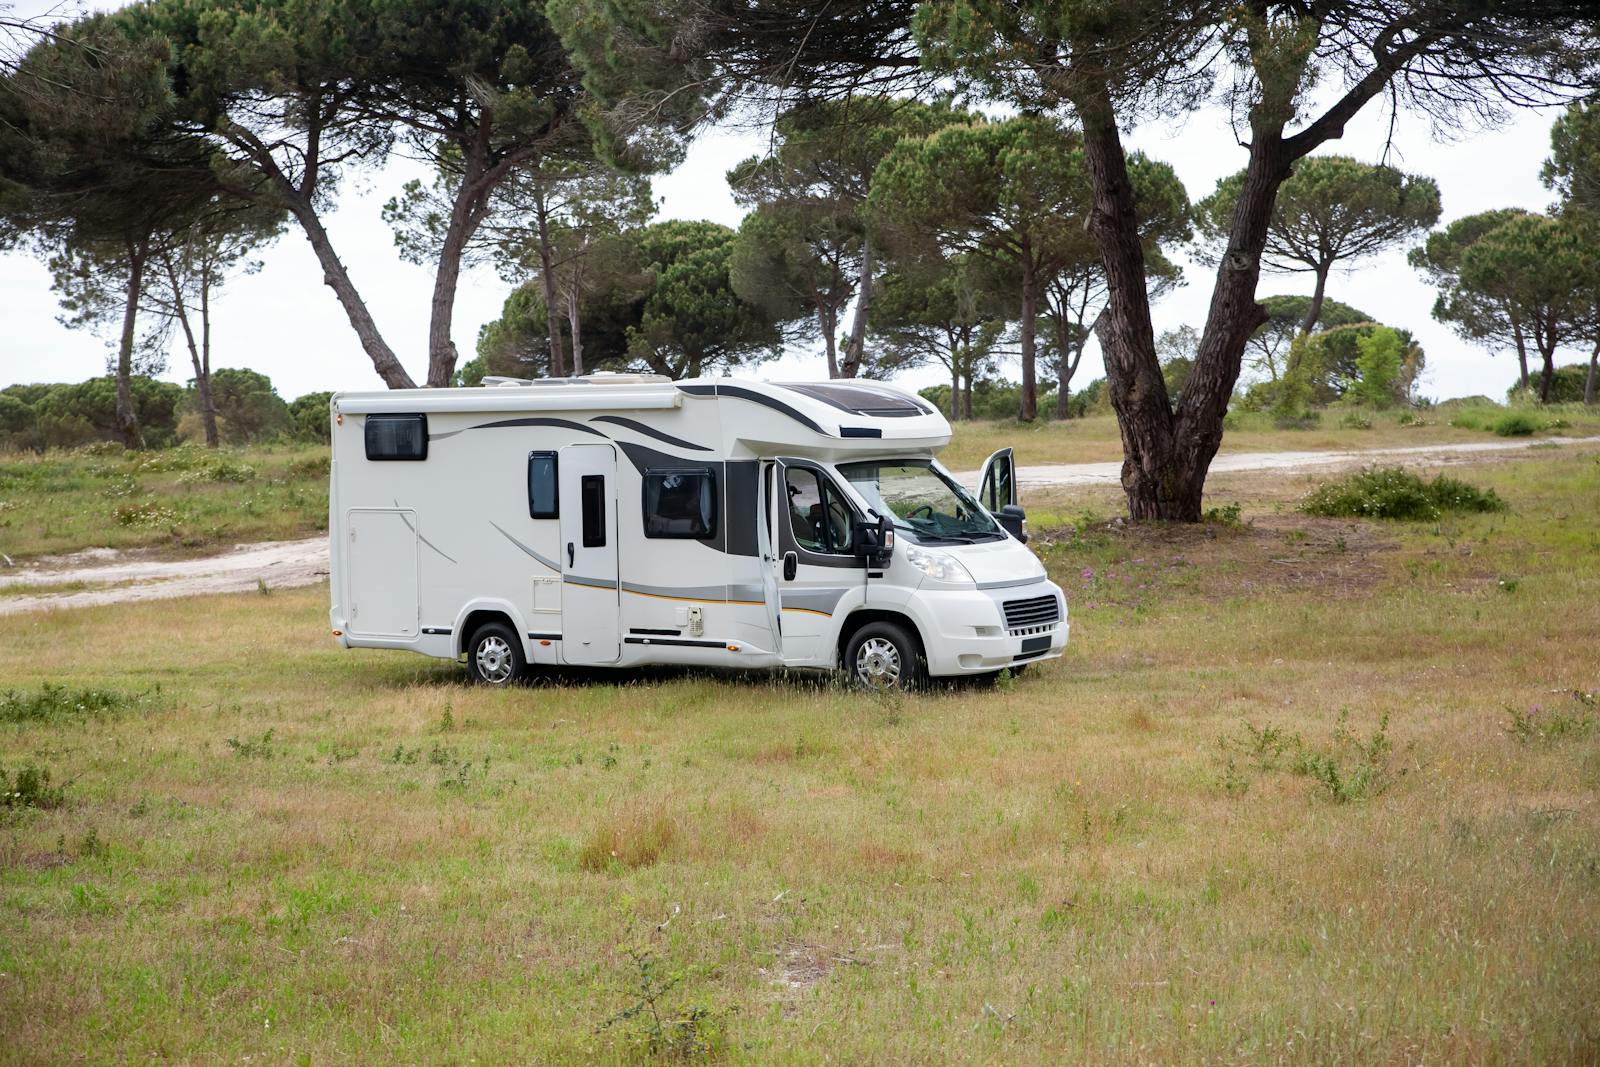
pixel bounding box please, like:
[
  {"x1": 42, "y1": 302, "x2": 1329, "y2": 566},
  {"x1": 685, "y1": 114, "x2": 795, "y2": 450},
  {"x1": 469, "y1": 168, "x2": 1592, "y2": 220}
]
[{"x1": 327, "y1": 375, "x2": 1067, "y2": 678}]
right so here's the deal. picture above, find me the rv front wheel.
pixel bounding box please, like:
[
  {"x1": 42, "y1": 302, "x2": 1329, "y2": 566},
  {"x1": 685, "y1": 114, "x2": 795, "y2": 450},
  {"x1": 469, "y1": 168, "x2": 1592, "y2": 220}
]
[
  {"x1": 844, "y1": 621, "x2": 925, "y2": 691},
  {"x1": 466, "y1": 622, "x2": 526, "y2": 686}
]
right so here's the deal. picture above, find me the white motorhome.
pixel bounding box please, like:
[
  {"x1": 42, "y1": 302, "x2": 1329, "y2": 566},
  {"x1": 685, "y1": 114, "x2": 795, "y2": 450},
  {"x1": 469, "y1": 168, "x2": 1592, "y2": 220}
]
[{"x1": 327, "y1": 374, "x2": 1067, "y2": 689}]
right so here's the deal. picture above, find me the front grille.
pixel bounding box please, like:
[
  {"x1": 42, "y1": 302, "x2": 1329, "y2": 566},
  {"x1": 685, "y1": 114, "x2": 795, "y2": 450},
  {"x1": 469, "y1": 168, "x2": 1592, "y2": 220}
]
[{"x1": 1003, "y1": 594, "x2": 1060, "y2": 631}]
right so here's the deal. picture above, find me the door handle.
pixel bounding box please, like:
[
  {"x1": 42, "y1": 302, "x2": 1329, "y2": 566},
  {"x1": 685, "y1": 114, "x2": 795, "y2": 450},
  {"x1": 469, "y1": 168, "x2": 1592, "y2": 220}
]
[
  {"x1": 567, "y1": 541, "x2": 575, "y2": 567},
  {"x1": 783, "y1": 551, "x2": 797, "y2": 581}
]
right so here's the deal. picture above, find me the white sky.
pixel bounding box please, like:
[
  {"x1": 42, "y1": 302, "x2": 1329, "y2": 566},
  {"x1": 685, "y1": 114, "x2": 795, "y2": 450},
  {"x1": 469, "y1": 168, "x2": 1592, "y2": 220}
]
[{"x1": 0, "y1": 10, "x2": 1571, "y2": 404}]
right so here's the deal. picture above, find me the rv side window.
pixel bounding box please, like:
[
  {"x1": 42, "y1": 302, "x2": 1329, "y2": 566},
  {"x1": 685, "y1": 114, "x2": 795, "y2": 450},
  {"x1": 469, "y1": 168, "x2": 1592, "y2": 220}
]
[
  {"x1": 642, "y1": 470, "x2": 716, "y2": 539},
  {"x1": 580, "y1": 475, "x2": 606, "y2": 547},
  {"x1": 785, "y1": 467, "x2": 853, "y2": 553},
  {"x1": 527, "y1": 452, "x2": 558, "y2": 518},
  {"x1": 364, "y1": 414, "x2": 427, "y2": 461}
]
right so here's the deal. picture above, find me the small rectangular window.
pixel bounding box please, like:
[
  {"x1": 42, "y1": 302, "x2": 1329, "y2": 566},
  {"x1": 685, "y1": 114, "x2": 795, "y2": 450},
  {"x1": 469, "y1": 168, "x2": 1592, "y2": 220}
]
[
  {"x1": 580, "y1": 475, "x2": 606, "y2": 547},
  {"x1": 364, "y1": 414, "x2": 427, "y2": 461},
  {"x1": 643, "y1": 469, "x2": 716, "y2": 539},
  {"x1": 528, "y1": 452, "x2": 558, "y2": 518}
]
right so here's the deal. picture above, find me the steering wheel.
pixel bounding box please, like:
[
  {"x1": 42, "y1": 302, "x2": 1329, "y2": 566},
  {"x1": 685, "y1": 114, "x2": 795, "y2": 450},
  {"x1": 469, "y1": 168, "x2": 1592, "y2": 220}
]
[{"x1": 907, "y1": 504, "x2": 935, "y2": 520}]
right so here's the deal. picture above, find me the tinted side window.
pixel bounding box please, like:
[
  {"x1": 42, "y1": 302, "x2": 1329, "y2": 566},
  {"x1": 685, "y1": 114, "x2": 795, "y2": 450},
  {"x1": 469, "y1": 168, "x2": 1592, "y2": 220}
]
[
  {"x1": 785, "y1": 468, "x2": 825, "y2": 551},
  {"x1": 581, "y1": 475, "x2": 606, "y2": 547},
  {"x1": 643, "y1": 470, "x2": 716, "y2": 539},
  {"x1": 364, "y1": 414, "x2": 427, "y2": 460},
  {"x1": 785, "y1": 468, "x2": 853, "y2": 553},
  {"x1": 527, "y1": 452, "x2": 558, "y2": 518}
]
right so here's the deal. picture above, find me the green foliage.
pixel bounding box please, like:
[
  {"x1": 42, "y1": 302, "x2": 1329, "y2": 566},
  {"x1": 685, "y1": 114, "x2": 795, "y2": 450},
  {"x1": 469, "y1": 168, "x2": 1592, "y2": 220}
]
[
  {"x1": 288, "y1": 392, "x2": 333, "y2": 443},
  {"x1": 1492, "y1": 412, "x2": 1541, "y2": 437},
  {"x1": 8, "y1": 376, "x2": 184, "y2": 450},
  {"x1": 1543, "y1": 100, "x2": 1600, "y2": 217},
  {"x1": 1507, "y1": 365, "x2": 1589, "y2": 405},
  {"x1": 1300, "y1": 468, "x2": 1507, "y2": 521},
  {"x1": 1506, "y1": 691, "x2": 1597, "y2": 743},
  {"x1": 202, "y1": 368, "x2": 289, "y2": 444},
  {"x1": 627, "y1": 220, "x2": 782, "y2": 378},
  {"x1": 598, "y1": 947, "x2": 722, "y2": 1061},
  {"x1": 1347, "y1": 326, "x2": 1405, "y2": 409},
  {"x1": 0, "y1": 684, "x2": 150, "y2": 725},
  {"x1": 1291, "y1": 712, "x2": 1397, "y2": 804},
  {"x1": 1244, "y1": 295, "x2": 1372, "y2": 381},
  {"x1": 225, "y1": 729, "x2": 277, "y2": 760},
  {"x1": 0, "y1": 762, "x2": 68, "y2": 811},
  {"x1": 1197, "y1": 157, "x2": 1440, "y2": 288}
]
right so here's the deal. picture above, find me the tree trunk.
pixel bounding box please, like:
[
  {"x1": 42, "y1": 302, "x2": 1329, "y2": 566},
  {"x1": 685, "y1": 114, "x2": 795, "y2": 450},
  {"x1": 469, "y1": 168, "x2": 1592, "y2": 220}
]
[
  {"x1": 289, "y1": 198, "x2": 416, "y2": 389},
  {"x1": 567, "y1": 286, "x2": 584, "y2": 376},
  {"x1": 962, "y1": 370, "x2": 974, "y2": 419},
  {"x1": 1586, "y1": 339, "x2": 1598, "y2": 405},
  {"x1": 163, "y1": 252, "x2": 218, "y2": 448},
  {"x1": 199, "y1": 265, "x2": 218, "y2": 447},
  {"x1": 1018, "y1": 255, "x2": 1038, "y2": 422},
  {"x1": 115, "y1": 237, "x2": 147, "y2": 450},
  {"x1": 1299, "y1": 263, "x2": 1330, "y2": 335},
  {"x1": 1512, "y1": 318, "x2": 1530, "y2": 390},
  {"x1": 1538, "y1": 340, "x2": 1556, "y2": 403},
  {"x1": 534, "y1": 195, "x2": 567, "y2": 377},
  {"x1": 949, "y1": 361, "x2": 961, "y2": 420},
  {"x1": 839, "y1": 231, "x2": 874, "y2": 378},
  {"x1": 427, "y1": 190, "x2": 478, "y2": 386},
  {"x1": 820, "y1": 304, "x2": 840, "y2": 379}
]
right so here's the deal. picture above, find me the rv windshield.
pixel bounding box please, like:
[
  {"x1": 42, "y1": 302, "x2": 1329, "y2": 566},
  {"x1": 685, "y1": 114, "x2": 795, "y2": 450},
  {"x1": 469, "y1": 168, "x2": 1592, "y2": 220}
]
[{"x1": 837, "y1": 460, "x2": 1002, "y2": 544}]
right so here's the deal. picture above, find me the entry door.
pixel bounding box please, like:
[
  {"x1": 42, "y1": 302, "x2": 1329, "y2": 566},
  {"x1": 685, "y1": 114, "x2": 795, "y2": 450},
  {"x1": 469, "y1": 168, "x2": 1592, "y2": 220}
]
[
  {"x1": 978, "y1": 447, "x2": 1017, "y2": 511},
  {"x1": 771, "y1": 459, "x2": 861, "y2": 666},
  {"x1": 559, "y1": 443, "x2": 620, "y2": 664}
]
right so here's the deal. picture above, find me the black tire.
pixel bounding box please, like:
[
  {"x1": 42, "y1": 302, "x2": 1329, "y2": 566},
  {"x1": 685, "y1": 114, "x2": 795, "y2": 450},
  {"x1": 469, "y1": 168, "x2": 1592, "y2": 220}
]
[
  {"x1": 843, "y1": 620, "x2": 926, "y2": 691},
  {"x1": 465, "y1": 621, "x2": 526, "y2": 686}
]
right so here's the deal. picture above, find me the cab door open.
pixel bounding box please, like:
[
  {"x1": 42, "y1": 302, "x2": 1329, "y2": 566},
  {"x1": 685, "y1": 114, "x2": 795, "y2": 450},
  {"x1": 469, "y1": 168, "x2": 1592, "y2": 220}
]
[{"x1": 978, "y1": 447, "x2": 1027, "y2": 542}]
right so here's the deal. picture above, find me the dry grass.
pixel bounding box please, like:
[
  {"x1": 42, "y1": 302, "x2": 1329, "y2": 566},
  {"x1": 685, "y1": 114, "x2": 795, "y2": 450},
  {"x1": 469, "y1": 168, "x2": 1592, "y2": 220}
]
[{"x1": 0, "y1": 449, "x2": 1596, "y2": 1062}]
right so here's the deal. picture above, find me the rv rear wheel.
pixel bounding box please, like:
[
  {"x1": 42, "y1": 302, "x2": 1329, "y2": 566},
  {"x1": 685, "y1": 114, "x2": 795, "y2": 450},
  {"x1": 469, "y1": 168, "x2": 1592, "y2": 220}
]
[
  {"x1": 844, "y1": 621, "x2": 925, "y2": 691},
  {"x1": 465, "y1": 622, "x2": 526, "y2": 686}
]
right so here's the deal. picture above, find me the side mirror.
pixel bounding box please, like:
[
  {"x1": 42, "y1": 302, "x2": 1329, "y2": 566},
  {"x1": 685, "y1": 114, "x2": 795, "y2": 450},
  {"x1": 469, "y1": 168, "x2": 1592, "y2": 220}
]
[
  {"x1": 855, "y1": 515, "x2": 895, "y2": 567},
  {"x1": 996, "y1": 504, "x2": 1028, "y2": 543}
]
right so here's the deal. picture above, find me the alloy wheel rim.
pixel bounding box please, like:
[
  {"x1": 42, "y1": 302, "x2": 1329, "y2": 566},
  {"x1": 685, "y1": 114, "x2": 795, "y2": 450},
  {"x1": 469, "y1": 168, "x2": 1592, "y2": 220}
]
[
  {"x1": 855, "y1": 637, "x2": 902, "y2": 688},
  {"x1": 475, "y1": 635, "x2": 514, "y2": 684}
]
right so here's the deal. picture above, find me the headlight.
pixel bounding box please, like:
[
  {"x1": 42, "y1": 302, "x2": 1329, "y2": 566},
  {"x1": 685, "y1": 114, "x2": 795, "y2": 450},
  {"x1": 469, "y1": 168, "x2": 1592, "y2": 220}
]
[{"x1": 905, "y1": 545, "x2": 975, "y2": 586}]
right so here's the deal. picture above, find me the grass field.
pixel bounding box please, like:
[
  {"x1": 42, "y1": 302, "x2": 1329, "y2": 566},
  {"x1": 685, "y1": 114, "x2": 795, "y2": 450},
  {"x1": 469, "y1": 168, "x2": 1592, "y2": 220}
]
[
  {"x1": 0, "y1": 442, "x2": 329, "y2": 560},
  {"x1": 1, "y1": 446, "x2": 1597, "y2": 1063}
]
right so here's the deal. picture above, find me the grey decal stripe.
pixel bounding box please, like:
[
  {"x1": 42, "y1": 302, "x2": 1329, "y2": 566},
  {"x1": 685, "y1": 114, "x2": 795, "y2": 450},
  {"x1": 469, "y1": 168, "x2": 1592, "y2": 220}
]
[
  {"x1": 625, "y1": 636, "x2": 728, "y2": 649},
  {"x1": 619, "y1": 580, "x2": 765, "y2": 603},
  {"x1": 591, "y1": 415, "x2": 713, "y2": 452},
  {"x1": 677, "y1": 383, "x2": 827, "y2": 434},
  {"x1": 489, "y1": 521, "x2": 560, "y2": 572},
  {"x1": 976, "y1": 575, "x2": 1049, "y2": 591},
  {"x1": 780, "y1": 587, "x2": 848, "y2": 615},
  {"x1": 432, "y1": 417, "x2": 609, "y2": 441},
  {"x1": 395, "y1": 501, "x2": 458, "y2": 564},
  {"x1": 565, "y1": 575, "x2": 619, "y2": 590},
  {"x1": 527, "y1": 632, "x2": 562, "y2": 641}
]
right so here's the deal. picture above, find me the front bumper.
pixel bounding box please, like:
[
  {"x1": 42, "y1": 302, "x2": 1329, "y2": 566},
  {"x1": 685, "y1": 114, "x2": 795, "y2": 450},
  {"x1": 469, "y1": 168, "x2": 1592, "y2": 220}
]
[{"x1": 914, "y1": 579, "x2": 1069, "y2": 676}]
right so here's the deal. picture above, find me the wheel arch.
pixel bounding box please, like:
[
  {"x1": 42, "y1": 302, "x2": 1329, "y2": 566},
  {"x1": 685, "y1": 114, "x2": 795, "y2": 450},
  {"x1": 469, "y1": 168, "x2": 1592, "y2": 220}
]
[
  {"x1": 834, "y1": 607, "x2": 926, "y2": 668},
  {"x1": 452, "y1": 599, "x2": 528, "y2": 658}
]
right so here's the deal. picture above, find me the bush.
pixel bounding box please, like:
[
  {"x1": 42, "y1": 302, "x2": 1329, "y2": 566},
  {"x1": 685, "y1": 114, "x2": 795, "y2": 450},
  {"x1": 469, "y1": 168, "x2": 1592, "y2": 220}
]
[
  {"x1": 289, "y1": 391, "x2": 334, "y2": 443},
  {"x1": 1491, "y1": 411, "x2": 1541, "y2": 436},
  {"x1": 1507, "y1": 364, "x2": 1589, "y2": 404},
  {"x1": 1339, "y1": 410, "x2": 1373, "y2": 430},
  {"x1": 0, "y1": 684, "x2": 146, "y2": 725},
  {"x1": 1, "y1": 762, "x2": 68, "y2": 810},
  {"x1": 1301, "y1": 467, "x2": 1507, "y2": 520}
]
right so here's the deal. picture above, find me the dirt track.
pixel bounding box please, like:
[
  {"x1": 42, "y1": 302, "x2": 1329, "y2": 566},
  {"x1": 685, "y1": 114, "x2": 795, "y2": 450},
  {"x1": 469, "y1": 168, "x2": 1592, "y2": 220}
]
[{"x1": 3, "y1": 435, "x2": 1595, "y2": 616}]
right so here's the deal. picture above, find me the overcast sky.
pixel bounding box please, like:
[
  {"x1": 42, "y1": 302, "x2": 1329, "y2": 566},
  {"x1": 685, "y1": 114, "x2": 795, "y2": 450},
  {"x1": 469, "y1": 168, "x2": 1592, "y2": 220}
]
[{"x1": 0, "y1": 9, "x2": 1571, "y2": 404}]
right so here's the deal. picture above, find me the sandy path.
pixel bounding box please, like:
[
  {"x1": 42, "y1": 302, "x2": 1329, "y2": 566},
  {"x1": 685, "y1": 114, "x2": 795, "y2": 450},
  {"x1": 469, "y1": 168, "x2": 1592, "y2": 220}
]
[
  {"x1": 0, "y1": 537, "x2": 330, "y2": 616},
  {"x1": 2, "y1": 435, "x2": 1595, "y2": 616}
]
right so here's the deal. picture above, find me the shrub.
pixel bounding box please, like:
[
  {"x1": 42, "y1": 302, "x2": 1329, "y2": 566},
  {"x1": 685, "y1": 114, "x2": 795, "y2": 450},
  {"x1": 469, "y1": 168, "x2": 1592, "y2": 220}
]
[
  {"x1": 1491, "y1": 411, "x2": 1541, "y2": 437},
  {"x1": 1, "y1": 762, "x2": 68, "y2": 810},
  {"x1": 1300, "y1": 467, "x2": 1506, "y2": 521},
  {"x1": 1339, "y1": 410, "x2": 1373, "y2": 430}
]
